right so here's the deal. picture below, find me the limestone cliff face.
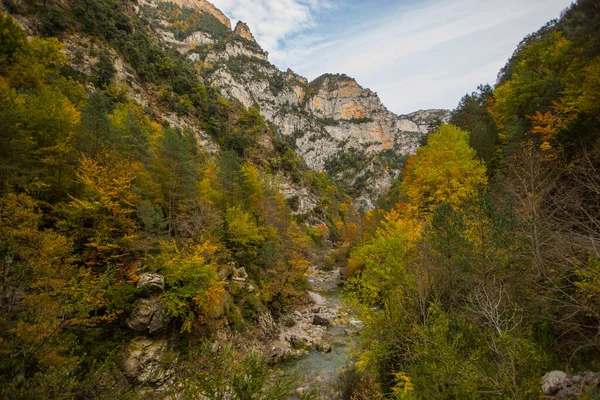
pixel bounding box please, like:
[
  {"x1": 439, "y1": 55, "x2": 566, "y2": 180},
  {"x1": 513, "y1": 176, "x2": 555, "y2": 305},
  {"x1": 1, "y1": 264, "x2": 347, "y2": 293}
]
[{"x1": 136, "y1": 1, "x2": 449, "y2": 209}]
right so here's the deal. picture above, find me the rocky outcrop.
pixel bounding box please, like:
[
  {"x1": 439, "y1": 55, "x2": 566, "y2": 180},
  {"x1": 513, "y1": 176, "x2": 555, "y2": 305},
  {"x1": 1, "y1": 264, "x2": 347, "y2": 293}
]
[
  {"x1": 234, "y1": 21, "x2": 255, "y2": 42},
  {"x1": 541, "y1": 371, "x2": 599, "y2": 398},
  {"x1": 205, "y1": 41, "x2": 268, "y2": 63},
  {"x1": 159, "y1": 30, "x2": 214, "y2": 53},
  {"x1": 123, "y1": 337, "x2": 173, "y2": 385},
  {"x1": 398, "y1": 109, "x2": 452, "y2": 133},
  {"x1": 126, "y1": 298, "x2": 171, "y2": 334},
  {"x1": 123, "y1": 273, "x2": 175, "y2": 392},
  {"x1": 137, "y1": 273, "x2": 166, "y2": 294}
]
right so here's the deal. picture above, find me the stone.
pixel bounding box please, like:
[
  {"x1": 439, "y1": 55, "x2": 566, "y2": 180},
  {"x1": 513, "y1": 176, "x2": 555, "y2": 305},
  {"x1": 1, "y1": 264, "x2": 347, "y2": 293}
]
[
  {"x1": 312, "y1": 315, "x2": 330, "y2": 326},
  {"x1": 316, "y1": 341, "x2": 332, "y2": 353},
  {"x1": 556, "y1": 387, "x2": 579, "y2": 399},
  {"x1": 289, "y1": 335, "x2": 308, "y2": 347},
  {"x1": 234, "y1": 267, "x2": 248, "y2": 280},
  {"x1": 542, "y1": 371, "x2": 571, "y2": 396},
  {"x1": 308, "y1": 291, "x2": 327, "y2": 305},
  {"x1": 123, "y1": 337, "x2": 172, "y2": 384},
  {"x1": 136, "y1": 273, "x2": 165, "y2": 294},
  {"x1": 126, "y1": 298, "x2": 171, "y2": 334},
  {"x1": 311, "y1": 306, "x2": 321, "y2": 313},
  {"x1": 582, "y1": 371, "x2": 599, "y2": 385}
]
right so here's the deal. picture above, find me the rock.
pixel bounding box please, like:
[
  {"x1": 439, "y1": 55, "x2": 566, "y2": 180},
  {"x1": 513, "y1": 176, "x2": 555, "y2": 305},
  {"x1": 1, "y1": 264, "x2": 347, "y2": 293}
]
[
  {"x1": 123, "y1": 337, "x2": 172, "y2": 384},
  {"x1": 556, "y1": 387, "x2": 579, "y2": 399},
  {"x1": 234, "y1": 21, "x2": 255, "y2": 42},
  {"x1": 136, "y1": 273, "x2": 165, "y2": 294},
  {"x1": 311, "y1": 306, "x2": 321, "y2": 313},
  {"x1": 312, "y1": 315, "x2": 330, "y2": 326},
  {"x1": 234, "y1": 267, "x2": 248, "y2": 280},
  {"x1": 308, "y1": 291, "x2": 327, "y2": 305},
  {"x1": 246, "y1": 283, "x2": 255, "y2": 293},
  {"x1": 542, "y1": 371, "x2": 571, "y2": 396},
  {"x1": 316, "y1": 341, "x2": 332, "y2": 353},
  {"x1": 294, "y1": 310, "x2": 303, "y2": 319},
  {"x1": 582, "y1": 371, "x2": 599, "y2": 385},
  {"x1": 126, "y1": 298, "x2": 171, "y2": 334},
  {"x1": 289, "y1": 335, "x2": 308, "y2": 347}
]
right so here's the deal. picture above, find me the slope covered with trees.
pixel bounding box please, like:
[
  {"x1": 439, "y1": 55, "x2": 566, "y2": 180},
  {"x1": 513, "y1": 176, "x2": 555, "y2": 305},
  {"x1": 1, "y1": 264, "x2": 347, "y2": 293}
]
[
  {"x1": 0, "y1": 4, "x2": 356, "y2": 397},
  {"x1": 343, "y1": 0, "x2": 600, "y2": 398}
]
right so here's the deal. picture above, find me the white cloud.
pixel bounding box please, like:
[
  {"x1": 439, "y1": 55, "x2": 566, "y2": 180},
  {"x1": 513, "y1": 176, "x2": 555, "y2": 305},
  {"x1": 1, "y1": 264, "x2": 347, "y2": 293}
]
[
  {"x1": 209, "y1": 0, "x2": 333, "y2": 61},
  {"x1": 210, "y1": 0, "x2": 573, "y2": 114}
]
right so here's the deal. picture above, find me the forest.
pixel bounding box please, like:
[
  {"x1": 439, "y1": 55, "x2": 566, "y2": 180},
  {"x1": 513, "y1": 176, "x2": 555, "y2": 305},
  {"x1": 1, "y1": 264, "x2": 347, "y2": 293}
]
[{"x1": 0, "y1": 0, "x2": 599, "y2": 398}]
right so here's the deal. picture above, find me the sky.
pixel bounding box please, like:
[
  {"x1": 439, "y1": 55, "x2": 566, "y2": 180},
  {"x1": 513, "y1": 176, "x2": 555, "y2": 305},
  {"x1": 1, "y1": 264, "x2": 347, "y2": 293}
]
[{"x1": 209, "y1": 0, "x2": 574, "y2": 114}]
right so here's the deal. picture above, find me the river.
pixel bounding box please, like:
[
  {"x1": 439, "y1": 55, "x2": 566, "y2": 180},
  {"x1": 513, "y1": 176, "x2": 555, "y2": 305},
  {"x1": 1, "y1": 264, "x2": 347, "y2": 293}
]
[{"x1": 273, "y1": 268, "x2": 361, "y2": 397}]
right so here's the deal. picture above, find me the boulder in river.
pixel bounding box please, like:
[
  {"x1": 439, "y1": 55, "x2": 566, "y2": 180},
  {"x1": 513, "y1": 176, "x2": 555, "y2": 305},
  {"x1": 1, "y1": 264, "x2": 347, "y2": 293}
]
[
  {"x1": 312, "y1": 315, "x2": 330, "y2": 326},
  {"x1": 290, "y1": 335, "x2": 308, "y2": 347},
  {"x1": 316, "y1": 341, "x2": 332, "y2": 353},
  {"x1": 308, "y1": 291, "x2": 327, "y2": 305}
]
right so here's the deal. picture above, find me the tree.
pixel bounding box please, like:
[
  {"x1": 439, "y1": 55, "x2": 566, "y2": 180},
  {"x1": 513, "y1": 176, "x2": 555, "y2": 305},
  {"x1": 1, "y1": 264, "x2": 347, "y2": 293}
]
[
  {"x1": 451, "y1": 84, "x2": 499, "y2": 169},
  {"x1": 94, "y1": 50, "x2": 116, "y2": 88},
  {"x1": 401, "y1": 125, "x2": 487, "y2": 216}
]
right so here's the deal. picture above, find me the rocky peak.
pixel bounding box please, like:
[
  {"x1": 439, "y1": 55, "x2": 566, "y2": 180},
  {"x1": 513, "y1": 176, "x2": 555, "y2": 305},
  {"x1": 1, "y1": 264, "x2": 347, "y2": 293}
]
[
  {"x1": 306, "y1": 74, "x2": 384, "y2": 121},
  {"x1": 397, "y1": 109, "x2": 452, "y2": 134},
  {"x1": 154, "y1": 0, "x2": 231, "y2": 29},
  {"x1": 234, "y1": 21, "x2": 256, "y2": 42},
  {"x1": 285, "y1": 68, "x2": 308, "y2": 86}
]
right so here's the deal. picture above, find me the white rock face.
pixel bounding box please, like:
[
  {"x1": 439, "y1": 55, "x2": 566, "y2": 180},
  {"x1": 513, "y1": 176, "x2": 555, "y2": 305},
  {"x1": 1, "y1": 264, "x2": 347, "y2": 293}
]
[
  {"x1": 205, "y1": 41, "x2": 268, "y2": 63},
  {"x1": 210, "y1": 67, "x2": 436, "y2": 207}
]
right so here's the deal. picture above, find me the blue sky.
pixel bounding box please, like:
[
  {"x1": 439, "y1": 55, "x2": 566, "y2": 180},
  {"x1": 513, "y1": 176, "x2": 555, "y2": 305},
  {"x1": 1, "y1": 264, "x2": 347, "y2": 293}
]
[{"x1": 210, "y1": 0, "x2": 573, "y2": 114}]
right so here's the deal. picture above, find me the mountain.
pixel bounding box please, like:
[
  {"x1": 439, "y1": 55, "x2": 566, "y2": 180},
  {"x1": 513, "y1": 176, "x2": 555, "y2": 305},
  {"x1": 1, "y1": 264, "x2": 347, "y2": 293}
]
[{"x1": 137, "y1": 0, "x2": 450, "y2": 208}]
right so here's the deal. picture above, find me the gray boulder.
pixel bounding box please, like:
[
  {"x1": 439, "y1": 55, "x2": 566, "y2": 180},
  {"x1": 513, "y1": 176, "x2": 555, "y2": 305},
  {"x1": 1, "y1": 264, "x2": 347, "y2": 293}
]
[
  {"x1": 126, "y1": 298, "x2": 171, "y2": 334},
  {"x1": 542, "y1": 371, "x2": 571, "y2": 396},
  {"x1": 312, "y1": 315, "x2": 330, "y2": 326},
  {"x1": 137, "y1": 273, "x2": 165, "y2": 294},
  {"x1": 289, "y1": 335, "x2": 308, "y2": 347}
]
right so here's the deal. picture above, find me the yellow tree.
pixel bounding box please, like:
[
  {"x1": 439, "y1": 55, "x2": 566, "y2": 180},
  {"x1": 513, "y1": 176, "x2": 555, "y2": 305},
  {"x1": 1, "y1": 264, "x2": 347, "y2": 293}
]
[
  {"x1": 63, "y1": 151, "x2": 139, "y2": 272},
  {"x1": 402, "y1": 125, "x2": 487, "y2": 217}
]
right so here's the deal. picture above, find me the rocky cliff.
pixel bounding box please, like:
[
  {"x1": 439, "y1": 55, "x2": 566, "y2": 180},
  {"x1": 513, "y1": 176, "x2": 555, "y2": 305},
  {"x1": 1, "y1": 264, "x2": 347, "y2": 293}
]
[{"x1": 137, "y1": 0, "x2": 450, "y2": 209}]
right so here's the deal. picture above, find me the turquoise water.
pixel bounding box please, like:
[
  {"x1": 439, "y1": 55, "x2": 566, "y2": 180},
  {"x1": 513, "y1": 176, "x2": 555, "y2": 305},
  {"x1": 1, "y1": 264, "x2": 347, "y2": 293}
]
[{"x1": 276, "y1": 277, "x2": 359, "y2": 395}]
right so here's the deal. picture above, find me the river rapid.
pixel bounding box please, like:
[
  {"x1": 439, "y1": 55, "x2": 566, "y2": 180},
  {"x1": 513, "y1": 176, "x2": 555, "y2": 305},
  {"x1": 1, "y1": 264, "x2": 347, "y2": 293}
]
[{"x1": 272, "y1": 267, "x2": 362, "y2": 397}]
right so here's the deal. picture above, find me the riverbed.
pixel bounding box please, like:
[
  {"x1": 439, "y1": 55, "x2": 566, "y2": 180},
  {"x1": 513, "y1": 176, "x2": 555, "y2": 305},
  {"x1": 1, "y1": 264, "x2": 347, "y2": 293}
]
[{"x1": 273, "y1": 267, "x2": 361, "y2": 396}]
